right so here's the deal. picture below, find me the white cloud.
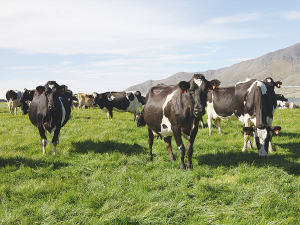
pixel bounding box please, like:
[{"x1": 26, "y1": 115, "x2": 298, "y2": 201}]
[
  {"x1": 207, "y1": 13, "x2": 262, "y2": 25},
  {"x1": 281, "y1": 11, "x2": 300, "y2": 20},
  {"x1": 0, "y1": 0, "x2": 265, "y2": 55}
]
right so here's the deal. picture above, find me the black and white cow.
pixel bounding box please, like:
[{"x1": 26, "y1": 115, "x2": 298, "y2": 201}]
[
  {"x1": 232, "y1": 78, "x2": 281, "y2": 157},
  {"x1": 6, "y1": 90, "x2": 23, "y2": 115},
  {"x1": 92, "y1": 91, "x2": 140, "y2": 120},
  {"x1": 20, "y1": 81, "x2": 71, "y2": 154},
  {"x1": 137, "y1": 74, "x2": 217, "y2": 170},
  {"x1": 276, "y1": 94, "x2": 299, "y2": 109}
]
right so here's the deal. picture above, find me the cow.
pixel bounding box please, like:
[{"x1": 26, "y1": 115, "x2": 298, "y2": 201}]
[
  {"x1": 20, "y1": 81, "x2": 71, "y2": 154},
  {"x1": 76, "y1": 93, "x2": 94, "y2": 110},
  {"x1": 5, "y1": 90, "x2": 23, "y2": 115},
  {"x1": 232, "y1": 78, "x2": 282, "y2": 157},
  {"x1": 206, "y1": 81, "x2": 238, "y2": 135},
  {"x1": 137, "y1": 74, "x2": 217, "y2": 170},
  {"x1": 276, "y1": 94, "x2": 299, "y2": 109},
  {"x1": 19, "y1": 89, "x2": 36, "y2": 115},
  {"x1": 92, "y1": 91, "x2": 141, "y2": 120}
]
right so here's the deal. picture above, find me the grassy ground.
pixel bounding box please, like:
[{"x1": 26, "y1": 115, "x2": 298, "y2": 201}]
[{"x1": 0, "y1": 103, "x2": 300, "y2": 224}]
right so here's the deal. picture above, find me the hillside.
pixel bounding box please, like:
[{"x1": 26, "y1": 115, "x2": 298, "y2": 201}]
[{"x1": 126, "y1": 42, "x2": 300, "y2": 99}]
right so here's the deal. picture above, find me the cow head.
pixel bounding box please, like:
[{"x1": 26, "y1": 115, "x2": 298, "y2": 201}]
[
  {"x1": 19, "y1": 89, "x2": 35, "y2": 103},
  {"x1": 44, "y1": 81, "x2": 62, "y2": 111},
  {"x1": 264, "y1": 77, "x2": 282, "y2": 88},
  {"x1": 243, "y1": 124, "x2": 281, "y2": 157},
  {"x1": 187, "y1": 74, "x2": 218, "y2": 117},
  {"x1": 6, "y1": 90, "x2": 17, "y2": 101},
  {"x1": 136, "y1": 111, "x2": 146, "y2": 127},
  {"x1": 92, "y1": 92, "x2": 105, "y2": 108}
]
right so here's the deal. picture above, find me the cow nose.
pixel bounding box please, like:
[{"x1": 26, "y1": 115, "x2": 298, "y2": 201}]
[{"x1": 194, "y1": 108, "x2": 205, "y2": 116}]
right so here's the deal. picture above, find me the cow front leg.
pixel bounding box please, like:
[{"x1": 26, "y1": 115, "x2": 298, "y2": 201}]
[
  {"x1": 207, "y1": 117, "x2": 212, "y2": 135},
  {"x1": 52, "y1": 129, "x2": 60, "y2": 155},
  {"x1": 164, "y1": 136, "x2": 175, "y2": 162},
  {"x1": 186, "y1": 119, "x2": 199, "y2": 169},
  {"x1": 268, "y1": 134, "x2": 274, "y2": 153},
  {"x1": 242, "y1": 132, "x2": 251, "y2": 152},
  {"x1": 147, "y1": 126, "x2": 154, "y2": 160},
  {"x1": 38, "y1": 128, "x2": 47, "y2": 154},
  {"x1": 173, "y1": 128, "x2": 186, "y2": 170}
]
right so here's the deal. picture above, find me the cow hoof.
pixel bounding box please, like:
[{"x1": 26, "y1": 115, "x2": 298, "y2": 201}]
[
  {"x1": 259, "y1": 155, "x2": 268, "y2": 158},
  {"x1": 180, "y1": 164, "x2": 186, "y2": 171},
  {"x1": 187, "y1": 163, "x2": 193, "y2": 170}
]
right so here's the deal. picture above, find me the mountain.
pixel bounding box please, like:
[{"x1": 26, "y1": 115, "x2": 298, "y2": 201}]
[{"x1": 126, "y1": 42, "x2": 300, "y2": 99}]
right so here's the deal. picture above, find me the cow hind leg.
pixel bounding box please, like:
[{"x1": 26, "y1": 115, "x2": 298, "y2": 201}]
[
  {"x1": 215, "y1": 118, "x2": 222, "y2": 134},
  {"x1": 147, "y1": 127, "x2": 154, "y2": 160},
  {"x1": 164, "y1": 136, "x2": 175, "y2": 162}
]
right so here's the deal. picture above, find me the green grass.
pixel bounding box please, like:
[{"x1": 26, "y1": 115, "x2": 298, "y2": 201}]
[{"x1": 0, "y1": 102, "x2": 300, "y2": 224}]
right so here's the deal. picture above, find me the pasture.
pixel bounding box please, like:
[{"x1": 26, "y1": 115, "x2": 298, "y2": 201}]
[{"x1": 0, "y1": 102, "x2": 300, "y2": 224}]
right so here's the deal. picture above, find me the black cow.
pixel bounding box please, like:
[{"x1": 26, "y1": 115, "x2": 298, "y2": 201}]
[
  {"x1": 232, "y1": 78, "x2": 281, "y2": 156},
  {"x1": 92, "y1": 91, "x2": 140, "y2": 120},
  {"x1": 19, "y1": 89, "x2": 36, "y2": 115},
  {"x1": 137, "y1": 74, "x2": 217, "y2": 170},
  {"x1": 20, "y1": 81, "x2": 71, "y2": 154}
]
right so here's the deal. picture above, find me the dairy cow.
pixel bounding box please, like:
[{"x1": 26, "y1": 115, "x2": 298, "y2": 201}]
[
  {"x1": 137, "y1": 74, "x2": 217, "y2": 170},
  {"x1": 276, "y1": 94, "x2": 299, "y2": 109},
  {"x1": 232, "y1": 78, "x2": 281, "y2": 156},
  {"x1": 20, "y1": 81, "x2": 71, "y2": 154},
  {"x1": 76, "y1": 93, "x2": 94, "y2": 110},
  {"x1": 6, "y1": 90, "x2": 23, "y2": 115},
  {"x1": 92, "y1": 91, "x2": 140, "y2": 120}
]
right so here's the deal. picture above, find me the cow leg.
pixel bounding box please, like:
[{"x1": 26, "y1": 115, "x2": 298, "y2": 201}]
[
  {"x1": 207, "y1": 116, "x2": 212, "y2": 135},
  {"x1": 199, "y1": 118, "x2": 204, "y2": 129},
  {"x1": 242, "y1": 132, "x2": 250, "y2": 152},
  {"x1": 186, "y1": 119, "x2": 199, "y2": 169},
  {"x1": 267, "y1": 117, "x2": 275, "y2": 153},
  {"x1": 147, "y1": 126, "x2": 154, "y2": 160},
  {"x1": 164, "y1": 136, "x2": 175, "y2": 162},
  {"x1": 52, "y1": 129, "x2": 60, "y2": 155},
  {"x1": 216, "y1": 118, "x2": 222, "y2": 134},
  {"x1": 173, "y1": 128, "x2": 186, "y2": 170},
  {"x1": 38, "y1": 128, "x2": 47, "y2": 154}
]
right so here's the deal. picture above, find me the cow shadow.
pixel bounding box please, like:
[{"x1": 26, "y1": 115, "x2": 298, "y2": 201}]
[
  {"x1": 0, "y1": 156, "x2": 69, "y2": 170},
  {"x1": 196, "y1": 150, "x2": 300, "y2": 175},
  {"x1": 70, "y1": 140, "x2": 145, "y2": 155}
]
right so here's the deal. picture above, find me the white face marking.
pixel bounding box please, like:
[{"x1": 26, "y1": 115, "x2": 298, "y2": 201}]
[
  {"x1": 49, "y1": 84, "x2": 55, "y2": 89},
  {"x1": 256, "y1": 128, "x2": 268, "y2": 156},
  {"x1": 108, "y1": 95, "x2": 115, "y2": 101},
  {"x1": 160, "y1": 91, "x2": 176, "y2": 137},
  {"x1": 93, "y1": 93, "x2": 97, "y2": 98},
  {"x1": 194, "y1": 78, "x2": 203, "y2": 87},
  {"x1": 267, "y1": 78, "x2": 272, "y2": 83}
]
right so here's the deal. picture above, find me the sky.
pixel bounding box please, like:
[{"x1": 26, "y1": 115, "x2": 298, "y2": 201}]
[{"x1": 1, "y1": 0, "x2": 300, "y2": 98}]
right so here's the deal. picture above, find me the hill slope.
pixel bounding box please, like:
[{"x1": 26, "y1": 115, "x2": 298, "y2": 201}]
[{"x1": 126, "y1": 42, "x2": 300, "y2": 97}]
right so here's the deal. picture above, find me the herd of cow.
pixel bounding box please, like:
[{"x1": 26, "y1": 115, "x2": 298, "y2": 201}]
[{"x1": 4, "y1": 75, "x2": 295, "y2": 169}]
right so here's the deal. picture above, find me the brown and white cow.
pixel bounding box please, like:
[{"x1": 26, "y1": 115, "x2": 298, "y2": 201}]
[
  {"x1": 20, "y1": 81, "x2": 71, "y2": 154},
  {"x1": 76, "y1": 93, "x2": 94, "y2": 110},
  {"x1": 6, "y1": 90, "x2": 23, "y2": 115},
  {"x1": 137, "y1": 74, "x2": 217, "y2": 170},
  {"x1": 92, "y1": 91, "x2": 140, "y2": 120}
]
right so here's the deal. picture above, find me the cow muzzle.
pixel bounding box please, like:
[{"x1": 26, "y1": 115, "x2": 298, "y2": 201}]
[{"x1": 194, "y1": 108, "x2": 205, "y2": 117}]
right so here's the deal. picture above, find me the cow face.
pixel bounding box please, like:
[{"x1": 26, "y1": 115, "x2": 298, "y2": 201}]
[
  {"x1": 188, "y1": 74, "x2": 213, "y2": 117},
  {"x1": 243, "y1": 124, "x2": 281, "y2": 157},
  {"x1": 92, "y1": 93, "x2": 105, "y2": 108},
  {"x1": 136, "y1": 112, "x2": 146, "y2": 127},
  {"x1": 264, "y1": 77, "x2": 282, "y2": 88},
  {"x1": 44, "y1": 83, "x2": 61, "y2": 111}
]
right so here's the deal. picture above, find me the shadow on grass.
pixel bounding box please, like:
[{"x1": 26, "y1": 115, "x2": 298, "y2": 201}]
[
  {"x1": 0, "y1": 156, "x2": 69, "y2": 169},
  {"x1": 70, "y1": 140, "x2": 145, "y2": 155},
  {"x1": 196, "y1": 150, "x2": 300, "y2": 176}
]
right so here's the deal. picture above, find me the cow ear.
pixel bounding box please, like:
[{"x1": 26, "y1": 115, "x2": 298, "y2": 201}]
[
  {"x1": 179, "y1": 81, "x2": 190, "y2": 94},
  {"x1": 276, "y1": 81, "x2": 282, "y2": 88},
  {"x1": 210, "y1": 79, "x2": 220, "y2": 91},
  {"x1": 271, "y1": 126, "x2": 281, "y2": 135},
  {"x1": 36, "y1": 86, "x2": 45, "y2": 94},
  {"x1": 243, "y1": 127, "x2": 254, "y2": 135}
]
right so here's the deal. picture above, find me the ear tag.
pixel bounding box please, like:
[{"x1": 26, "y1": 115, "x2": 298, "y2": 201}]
[
  {"x1": 246, "y1": 131, "x2": 251, "y2": 135},
  {"x1": 181, "y1": 89, "x2": 187, "y2": 94},
  {"x1": 274, "y1": 129, "x2": 280, "y2": 135},
  {"x1": 61, "y1": 88, "x2": 65, "y2": 94},
  {"x1": 141, "y1": 113, "x2": 144, "y2": 117},
  {"x1": 277, "y1": 84, "x2": 281, "y2": 88}
]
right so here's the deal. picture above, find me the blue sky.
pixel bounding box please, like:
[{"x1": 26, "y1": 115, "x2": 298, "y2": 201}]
[{"x1": 1, "y1": 0, "x2": 300, "y2": 98}]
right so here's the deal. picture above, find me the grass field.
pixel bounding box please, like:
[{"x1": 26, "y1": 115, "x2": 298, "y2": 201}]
[{"x1": 0, "y1": 102, "x2": 300, "y2": 224}]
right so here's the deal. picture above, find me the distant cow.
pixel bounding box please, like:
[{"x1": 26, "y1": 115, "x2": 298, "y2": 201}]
[
  {"x1": 137, "y1": 74, "x2": 217, "y2": 170},
  {"x1": 232, "y1": 78, "x2": 281, "y2": 156},
  {"x1": 6, "y1": 90, "x2": 23, "y2": 115},
  {"x1": 19, "y1": 89, "x2": 36, "y2": 115},
  {"x1": 20, "y1": 81, "x2": 71, "y2": 154},
  {"x1": 92, "y1": 91, "x2": 141, "y2": 120},
  {"x1": 76, "y1": 93, "x2": 94, "y2": 110},
  {"x1": 276, "y1": 94, "x2": 299, "y2": 109}
]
